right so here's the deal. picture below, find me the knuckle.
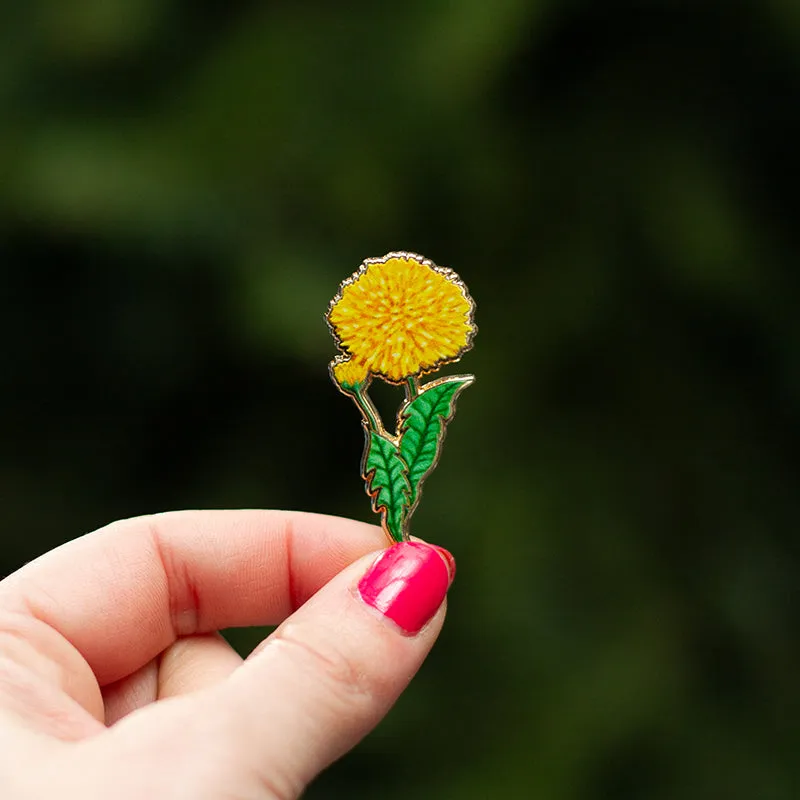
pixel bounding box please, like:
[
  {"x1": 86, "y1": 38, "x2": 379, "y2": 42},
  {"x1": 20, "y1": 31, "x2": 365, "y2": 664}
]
[
  {"x1": 146, "y1": 518, "x2": 201, "y2": 638},
  {"x1": 0, "y1": 652, "x2": 32, "y2": 695},
  {"x1": 268, "y1": 622, "x2": 374, "y2": 705}
]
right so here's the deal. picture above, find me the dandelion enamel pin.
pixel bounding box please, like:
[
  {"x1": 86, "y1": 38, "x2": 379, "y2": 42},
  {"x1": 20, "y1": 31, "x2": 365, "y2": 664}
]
[{"x1": 326, "y1": 252, "x2": 477, "y2": 543}]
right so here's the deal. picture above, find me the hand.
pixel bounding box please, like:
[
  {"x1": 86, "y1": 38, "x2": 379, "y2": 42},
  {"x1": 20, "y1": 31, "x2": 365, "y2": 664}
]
[{"x1": 0, "y1": 510, "x2": 454, "y2": 798}]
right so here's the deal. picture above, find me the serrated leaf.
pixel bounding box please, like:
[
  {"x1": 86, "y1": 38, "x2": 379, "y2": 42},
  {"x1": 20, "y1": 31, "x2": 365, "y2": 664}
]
[
  {"x1": 362, "y1": 428, "x2": 411, "y2": 542},
  {"x1": 399, "y1": 376, "x2": 473, "y2": 513}
]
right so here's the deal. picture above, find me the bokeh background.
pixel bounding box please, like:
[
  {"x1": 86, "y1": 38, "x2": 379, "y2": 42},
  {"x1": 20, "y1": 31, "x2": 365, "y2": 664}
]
[{"x1": 2, "y1": 1, "x2": 799, "y2": 797}]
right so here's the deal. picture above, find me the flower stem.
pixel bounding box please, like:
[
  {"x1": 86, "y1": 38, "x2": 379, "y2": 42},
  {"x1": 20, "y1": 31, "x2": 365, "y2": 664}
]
[
  {"x1": 354, "y1": 386, "x2": 383, "y2": 433},
  {"x1": 405, "y1": 375, "x2": 420, "y2": 402}
]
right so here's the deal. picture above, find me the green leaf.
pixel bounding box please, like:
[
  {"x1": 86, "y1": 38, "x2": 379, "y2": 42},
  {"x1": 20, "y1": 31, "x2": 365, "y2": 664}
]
[
  {"x1": 399, "y1": 376, "x2": 474, "y2": 512},
  {"x1": 362, "y1": 428, "x2": 411, "y2": 542}
]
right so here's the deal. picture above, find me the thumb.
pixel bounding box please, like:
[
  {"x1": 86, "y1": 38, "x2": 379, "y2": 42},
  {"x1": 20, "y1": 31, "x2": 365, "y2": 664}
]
[{"x1": 212, "y1": 541, "x2": 454, "y2": 798}]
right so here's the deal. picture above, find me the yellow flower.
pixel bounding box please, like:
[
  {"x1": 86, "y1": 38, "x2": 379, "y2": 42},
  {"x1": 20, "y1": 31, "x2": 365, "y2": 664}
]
[
  {"x1": 327, "y1": 252, "x2": 476, "y2": 383},
  {"x1": 330, "y1": 356, "x2": 370, "y2": 391}
]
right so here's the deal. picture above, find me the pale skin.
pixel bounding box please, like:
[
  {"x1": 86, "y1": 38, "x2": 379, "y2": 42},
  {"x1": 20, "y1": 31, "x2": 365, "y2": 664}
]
[{"x1": 0, "y1": 510, "x2": 447, "y2": 799}]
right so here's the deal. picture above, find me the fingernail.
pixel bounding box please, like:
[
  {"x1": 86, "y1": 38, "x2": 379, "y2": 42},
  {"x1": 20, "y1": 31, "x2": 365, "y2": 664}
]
[
  {"x1": 357, "y1": 542, "x2": 452, "y2": 634},
  {"x1": 432, "y1": 545, "x2": 456, "y2": 583}
]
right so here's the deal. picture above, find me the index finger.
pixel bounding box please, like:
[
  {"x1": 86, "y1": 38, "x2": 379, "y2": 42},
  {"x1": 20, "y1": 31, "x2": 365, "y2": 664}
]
[{"x1": 0, "y1": 510, "x2": 385, "y2": 686}]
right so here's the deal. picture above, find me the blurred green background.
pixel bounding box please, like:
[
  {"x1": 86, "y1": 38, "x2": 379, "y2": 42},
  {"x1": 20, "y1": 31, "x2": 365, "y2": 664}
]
[{"x1": 1, "y1": 1, "x2": 799, "y2": 797}]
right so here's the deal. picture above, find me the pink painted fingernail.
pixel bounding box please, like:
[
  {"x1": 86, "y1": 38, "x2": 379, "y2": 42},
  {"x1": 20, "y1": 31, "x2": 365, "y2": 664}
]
[
  {"x1": 432, "y1": 545, "x2": 457, "y2": 583},
  {"x1": 357, "y1": 542, "x2": 453, "y2": 634}
]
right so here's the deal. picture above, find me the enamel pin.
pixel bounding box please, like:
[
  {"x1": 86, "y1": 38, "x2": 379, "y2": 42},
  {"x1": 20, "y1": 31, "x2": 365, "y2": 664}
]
[{"x1": 326, "y1": 252, "x2": 477, "y2": 543}]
